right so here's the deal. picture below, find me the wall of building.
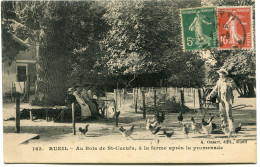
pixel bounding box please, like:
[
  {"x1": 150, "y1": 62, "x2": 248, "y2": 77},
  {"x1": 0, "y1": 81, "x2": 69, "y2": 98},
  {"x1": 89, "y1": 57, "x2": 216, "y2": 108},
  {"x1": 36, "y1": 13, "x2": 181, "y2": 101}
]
[
  {"x1": 16, "y1": 44, "x2": 36, "y2": 61},
  {"x1": 2, "y1": 44, "x2": 37, "y2": 96},
  {"x1": 2, "y1": 61, "x2": 17, "y2": 95}
]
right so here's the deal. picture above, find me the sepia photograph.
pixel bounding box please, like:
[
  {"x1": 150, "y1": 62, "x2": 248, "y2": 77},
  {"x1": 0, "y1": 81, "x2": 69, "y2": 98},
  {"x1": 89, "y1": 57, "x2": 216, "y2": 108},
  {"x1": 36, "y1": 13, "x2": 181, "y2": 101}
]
[{"x1": 1, "y1": 0, "x2": 257, "y2": 164}]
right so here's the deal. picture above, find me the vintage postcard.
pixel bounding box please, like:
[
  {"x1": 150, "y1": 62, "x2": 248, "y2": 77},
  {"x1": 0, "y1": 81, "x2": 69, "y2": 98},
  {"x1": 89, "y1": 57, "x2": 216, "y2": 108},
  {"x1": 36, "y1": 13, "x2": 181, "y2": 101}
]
[{"x1": 1, "y1": 0, "x2": 256, "y2": 164}]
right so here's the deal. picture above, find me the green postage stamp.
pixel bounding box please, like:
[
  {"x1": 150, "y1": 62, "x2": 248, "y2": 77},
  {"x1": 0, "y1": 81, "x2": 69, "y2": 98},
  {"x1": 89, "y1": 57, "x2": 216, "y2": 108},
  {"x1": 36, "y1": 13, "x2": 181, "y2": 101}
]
[{"x1": 181, "y1": 7, "x2": 218, "y2": 51}]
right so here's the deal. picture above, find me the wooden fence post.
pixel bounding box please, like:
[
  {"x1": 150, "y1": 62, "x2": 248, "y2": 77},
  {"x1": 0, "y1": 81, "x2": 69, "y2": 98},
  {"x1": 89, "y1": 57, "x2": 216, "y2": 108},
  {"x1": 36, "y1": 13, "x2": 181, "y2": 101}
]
[
  {"x1": 169, "y1": 87, "x2": 172, "y2": 100},
  {"x1": 182, "y1": 88, "x2": 185, "y2": 99},
  {"x1": 113, "y1": 99, "x2": 117, "y2": 114},
  {"x1": 142, "y1": 91, "x2": 146, "y2": 119},
  {"x1": 135, "y1": 88, "x2": 138, "y2": 113},
  {"x1": 180, "y1": 90, "x2": 184, "y2": 108},
  {"x1": 123, "y1": 89, "x2": 125, "y2": 108},
  {"x1": 15, "y1": 93, "x2": 20, "y2": 133},
  {"x1": 153, "y1": 89, "x2": 157, "y2": 113},
  {"x1": 61, "y1": 110, "x2": 64, "y2": 122},
  {"x1": 202, "y1": 88, "x2": 205, "y2": 97},
  {"x1": 72, "y1": 102, "x2": 76, "y2": 135},
  {"x1": 133, "y1": 88, "x2": 135, "y2": 105},
  {"x1": 115, "y1": 111, "x2": 118, "y2": 126},
  {"x1": 119, "y1": 89, "x2": 121, "y2": 107},
  {"x1": 123, "y1": 89, "x2": 125, "y2": 102},
  {"x1": 138, "y1": 88, "x2": 141, "y2": 105},
  {"x1": 27, "y1": 75, "x2": 30, "y2": 101},
  {"x1": 115, "y1": 110, "x2": 120, "y2": 126},
  {"x1": 46, "y1": 109, "x2": 49, "y2": 122},
  {"x1": 198, "y1": 89, "x2": 202, "y2": 108},
  {"x1": 193, "y1": 88, "x2": 196, "y2": 108},
  {"x1": 23, "y1": 81, "x2": 26, "y2": 94},
  {"x1": 114, "y1": 89, "x2": 117, "y2": 109},
  {"x1": 30, "y1": 110, "x2": 33, "y2": 121}
]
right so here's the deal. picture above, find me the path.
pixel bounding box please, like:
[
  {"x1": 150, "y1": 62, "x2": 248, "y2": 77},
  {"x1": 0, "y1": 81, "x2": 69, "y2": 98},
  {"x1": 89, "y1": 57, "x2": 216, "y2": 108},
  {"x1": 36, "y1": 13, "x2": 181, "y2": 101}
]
[{"x1": 3, "y1": 95, "x2": 256, "y2": 145}]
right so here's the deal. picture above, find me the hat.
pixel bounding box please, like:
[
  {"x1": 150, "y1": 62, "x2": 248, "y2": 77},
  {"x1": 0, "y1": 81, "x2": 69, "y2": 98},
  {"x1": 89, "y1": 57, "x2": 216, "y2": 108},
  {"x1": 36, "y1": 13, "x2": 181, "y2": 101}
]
[
  {"x1": 68, "y1": 88, "x2": 74, "y2": 92},
  {"x1": 217, "y1": 68, "x2": 228, "y2": 75}
]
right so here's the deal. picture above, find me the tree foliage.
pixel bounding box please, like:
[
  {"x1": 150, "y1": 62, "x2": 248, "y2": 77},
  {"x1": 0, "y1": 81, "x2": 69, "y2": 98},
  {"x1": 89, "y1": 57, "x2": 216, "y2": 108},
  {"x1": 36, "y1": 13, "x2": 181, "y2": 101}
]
[
  {"x1": 222, "y1": 50, "x2": 256, "y2": 97},
  {"x1": 101, "y1": 0, "x2": 203, "y2": 87},
  {"x1": 1, "y1": 1, "x2": 28, "y2": 64},
  {"x1": 210, "y1": 0, "x2": 254, "y2": 6},
  {"x1": 168, "y1": 53, "x2": 205, "y2": 87},
  {"x1": 102, "y1": 0, "x2": 175, "y2": 75}
]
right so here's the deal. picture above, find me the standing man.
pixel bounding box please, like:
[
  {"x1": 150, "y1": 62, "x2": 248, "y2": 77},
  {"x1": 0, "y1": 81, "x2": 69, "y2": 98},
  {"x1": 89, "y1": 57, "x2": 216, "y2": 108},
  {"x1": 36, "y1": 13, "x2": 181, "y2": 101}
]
[{"x1": 207, "y1": 68, "x2": 237, "y2": 137}]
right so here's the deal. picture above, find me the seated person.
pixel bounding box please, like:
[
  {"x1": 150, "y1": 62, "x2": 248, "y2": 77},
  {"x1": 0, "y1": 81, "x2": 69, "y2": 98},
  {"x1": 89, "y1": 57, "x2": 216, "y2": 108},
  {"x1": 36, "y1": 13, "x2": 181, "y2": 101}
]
[
  {"x1": 65, "y1": 87, "x2": 81, "y2": 119},
  {"x1": 66, "y1": 87, "x2": 77, "y2": 106},
  {"x1": 73, "y1": 86, "x2": 91, "y2": 120},
  {"x1": 88, "y1": 86, "x2": 99, "y2": 103},
  {"x1": 81, "y1": 87, "x2": 101, "y2": 119}
]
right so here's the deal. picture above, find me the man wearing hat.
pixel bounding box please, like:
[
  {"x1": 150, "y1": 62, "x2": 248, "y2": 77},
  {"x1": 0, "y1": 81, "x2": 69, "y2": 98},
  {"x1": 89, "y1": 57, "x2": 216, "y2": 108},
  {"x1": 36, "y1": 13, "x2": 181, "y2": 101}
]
[{"x1": 207, "y1": 68, "x2": 237, "y2": 137}]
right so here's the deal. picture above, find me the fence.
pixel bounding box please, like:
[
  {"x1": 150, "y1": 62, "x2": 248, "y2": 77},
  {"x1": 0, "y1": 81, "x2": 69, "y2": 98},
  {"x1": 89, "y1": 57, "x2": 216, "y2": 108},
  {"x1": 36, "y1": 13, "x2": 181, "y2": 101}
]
[{"x1": 111, "y1": 87, "x2": 209, "y2": 117}]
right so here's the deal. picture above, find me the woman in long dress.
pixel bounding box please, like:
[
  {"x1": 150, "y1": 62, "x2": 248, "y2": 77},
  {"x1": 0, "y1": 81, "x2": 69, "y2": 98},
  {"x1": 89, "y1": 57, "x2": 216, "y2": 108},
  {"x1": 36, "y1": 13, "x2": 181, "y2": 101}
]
[
  {"x1": 73, "y1": 87, "x2": 91, "y2": 119},
  {"x1": 81, "y1": 88, "x2": 99, "y2": 118}
]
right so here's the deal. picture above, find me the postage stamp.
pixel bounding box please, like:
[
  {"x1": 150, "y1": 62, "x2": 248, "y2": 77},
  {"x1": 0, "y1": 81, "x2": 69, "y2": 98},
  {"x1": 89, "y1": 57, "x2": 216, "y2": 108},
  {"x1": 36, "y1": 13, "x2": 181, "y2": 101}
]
[
  {"x1": 180, "y1": 7, "x2": 218, "y2": 51},
  {"x1": 217, "y1": 6, "x2": 253, "y2": 49}
]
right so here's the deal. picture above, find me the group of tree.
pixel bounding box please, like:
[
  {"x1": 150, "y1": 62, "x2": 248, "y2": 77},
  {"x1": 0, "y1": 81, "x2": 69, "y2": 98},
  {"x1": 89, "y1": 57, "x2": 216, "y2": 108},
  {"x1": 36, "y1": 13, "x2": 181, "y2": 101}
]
[{"x1": 1, "y1": 0, "x2": 255, "y2": 105}]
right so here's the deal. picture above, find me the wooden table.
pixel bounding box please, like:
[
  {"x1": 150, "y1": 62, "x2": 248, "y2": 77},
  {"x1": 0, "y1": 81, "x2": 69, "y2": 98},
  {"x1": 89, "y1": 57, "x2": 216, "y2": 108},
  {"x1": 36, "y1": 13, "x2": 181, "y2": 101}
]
[{"x1": 19, "y1": 104, "x2": 68, "y2": 121}]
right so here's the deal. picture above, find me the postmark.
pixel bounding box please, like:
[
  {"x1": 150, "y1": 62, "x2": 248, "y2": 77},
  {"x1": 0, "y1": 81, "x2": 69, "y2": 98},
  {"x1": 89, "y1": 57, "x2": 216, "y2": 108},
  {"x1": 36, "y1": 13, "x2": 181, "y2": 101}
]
[
  {"x1": 180, "y1": 7, "x2": 218, "y2": 51},
  {"x1": 217, "y1": 6, "x2": 253, "y2": 49}
]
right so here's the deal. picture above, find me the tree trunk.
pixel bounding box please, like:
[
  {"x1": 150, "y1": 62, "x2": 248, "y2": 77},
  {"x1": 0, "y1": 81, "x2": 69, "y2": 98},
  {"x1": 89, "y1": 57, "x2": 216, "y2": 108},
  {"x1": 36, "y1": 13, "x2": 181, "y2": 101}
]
[
  {"x1": 34, "y1": 44, "x2": 68, "y2": 106},
  {"x1": 236, "y1": 83, "x2": 255, "y2": 98},
  {"x1": 247, "y1": 83, "x2": 256, "y2": 97},
  {"x1": 243, "y1": 84, "x2": 247, "y2": 97}
]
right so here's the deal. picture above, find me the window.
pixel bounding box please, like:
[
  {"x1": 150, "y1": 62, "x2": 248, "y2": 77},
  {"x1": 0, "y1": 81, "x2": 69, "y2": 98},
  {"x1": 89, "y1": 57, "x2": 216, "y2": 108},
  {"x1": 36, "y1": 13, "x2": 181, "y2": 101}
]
[{"x1": 17, "y1": 65, "x2": 27, "y2": 82}]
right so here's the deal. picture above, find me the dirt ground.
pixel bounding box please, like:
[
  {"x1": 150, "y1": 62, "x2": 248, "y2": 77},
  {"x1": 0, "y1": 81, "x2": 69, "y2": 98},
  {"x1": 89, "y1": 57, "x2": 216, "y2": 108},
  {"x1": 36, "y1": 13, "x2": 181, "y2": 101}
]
[{"x1": 2, "y1": 91, "x2": 256, "y2": 145}]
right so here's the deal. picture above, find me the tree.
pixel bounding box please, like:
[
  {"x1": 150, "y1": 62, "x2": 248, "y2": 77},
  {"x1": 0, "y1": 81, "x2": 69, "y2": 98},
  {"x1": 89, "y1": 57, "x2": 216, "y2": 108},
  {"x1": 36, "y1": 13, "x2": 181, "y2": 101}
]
[
  {"x1": 66, "y1": 1, "x2": 109, "y2": 86},
  {"x1": 222, "y1": 50, "x2": 255, "y2": 97},
  {"x1": 11, "y1": 1, "x2": 72, "y2": 105},
  {"x1": 168, "y1": 52, "x2": 205, "y2": 87},
  {"x1": 101, "y1": 0, "x2": 203, "y2": 88},
  {"x1": 1, "y1": 1, "x2": 28, "y2": 65},
  {"x1": 3, "y1": 1, "x2": 109, "y2": 105},
  {"x1": 210, "y1": 0, "x2": 254, "y2": 6}
]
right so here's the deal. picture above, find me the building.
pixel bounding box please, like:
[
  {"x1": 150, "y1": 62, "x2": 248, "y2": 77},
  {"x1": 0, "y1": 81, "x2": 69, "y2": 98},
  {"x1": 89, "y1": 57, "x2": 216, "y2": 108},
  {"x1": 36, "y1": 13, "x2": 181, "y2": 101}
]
[{"x1": 2, "y1": 36, "x2": 37, "y2": 99}]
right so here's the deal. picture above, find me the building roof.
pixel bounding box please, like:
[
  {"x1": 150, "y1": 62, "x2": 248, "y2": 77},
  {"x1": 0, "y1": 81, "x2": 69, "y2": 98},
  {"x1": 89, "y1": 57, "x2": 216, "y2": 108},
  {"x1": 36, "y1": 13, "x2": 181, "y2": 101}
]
[{"x1": 12, "y1": 35, "x2": 30, "y2": 48}]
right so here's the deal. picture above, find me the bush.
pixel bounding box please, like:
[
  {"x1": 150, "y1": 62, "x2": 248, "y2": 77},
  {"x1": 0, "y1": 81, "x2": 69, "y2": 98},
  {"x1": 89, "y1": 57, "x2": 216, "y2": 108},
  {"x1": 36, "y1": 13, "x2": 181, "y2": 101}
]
[{"x1": 131, "y1": 89, "x2": 190, "y2": 113}]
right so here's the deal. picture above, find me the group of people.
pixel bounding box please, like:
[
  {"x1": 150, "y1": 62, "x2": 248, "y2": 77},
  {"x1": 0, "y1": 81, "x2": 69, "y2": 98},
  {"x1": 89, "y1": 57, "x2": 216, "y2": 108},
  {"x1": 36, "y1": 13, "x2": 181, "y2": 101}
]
[{"x1": 67, "y1": 84, "x2": 101, "y2": 120}]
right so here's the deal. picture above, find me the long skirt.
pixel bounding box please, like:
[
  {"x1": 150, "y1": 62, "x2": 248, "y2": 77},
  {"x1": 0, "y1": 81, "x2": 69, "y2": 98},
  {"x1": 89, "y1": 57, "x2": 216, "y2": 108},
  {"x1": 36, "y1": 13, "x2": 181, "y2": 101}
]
[{"x1": 79, "y1": 103, "x2": 91, "y2": 118}]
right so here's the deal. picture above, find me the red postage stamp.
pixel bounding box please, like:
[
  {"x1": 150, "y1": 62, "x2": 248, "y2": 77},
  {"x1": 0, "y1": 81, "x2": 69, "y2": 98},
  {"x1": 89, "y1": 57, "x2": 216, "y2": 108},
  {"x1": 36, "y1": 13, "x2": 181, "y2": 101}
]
[{"x1": 217, "y1": 6, "x2": 253, "y2": 49}]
